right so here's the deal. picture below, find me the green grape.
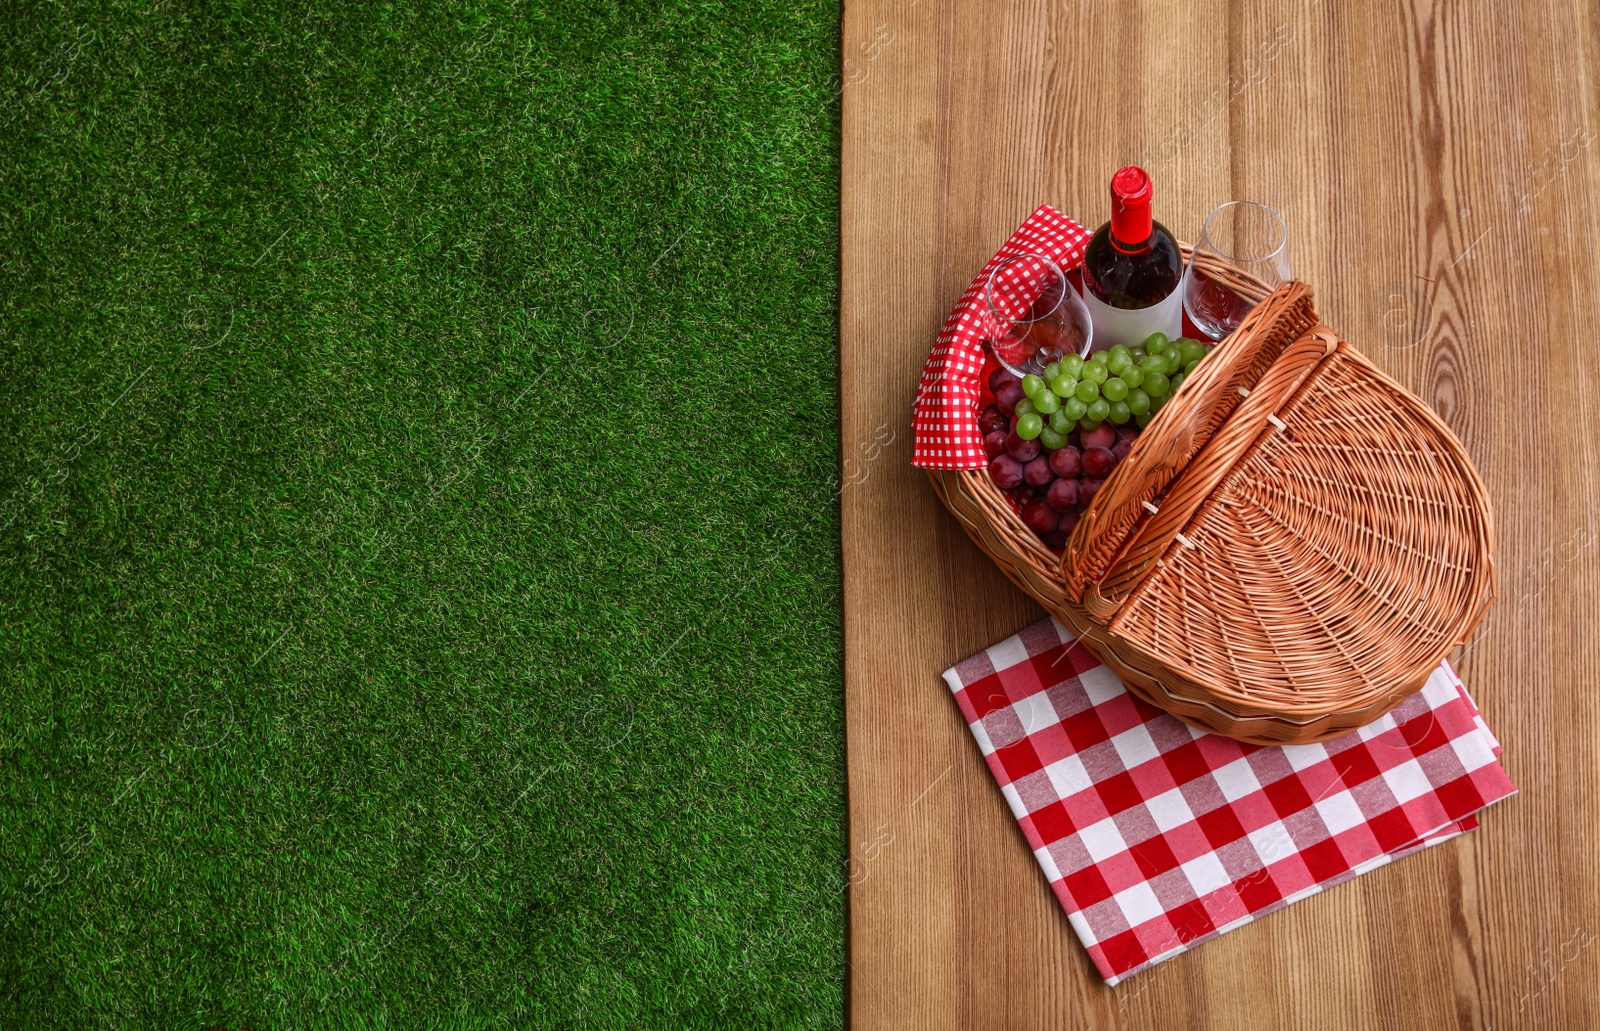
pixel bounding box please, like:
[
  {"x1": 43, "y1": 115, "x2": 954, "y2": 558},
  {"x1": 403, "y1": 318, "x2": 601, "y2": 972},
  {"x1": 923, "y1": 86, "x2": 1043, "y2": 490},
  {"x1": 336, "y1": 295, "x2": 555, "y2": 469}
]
[
  {"x1": 1135, "y1": 410, "x2": 1154, "y2": 427},
  {"x1": 1021, "y1": 374, "x2": 1046, "y2": 401},
  {"x1": 1049, "y1": 374, "x2": 1079, "y2": 398},
  {"x1": 1102, "y1": 377, "x2": 1129, "y2": 402},
  {"x1": 1139, "y1": 353, "x2": 1170, "y2": 376},
  {"x1": 1062, "y1": 397, "x2": 1088, "y2": 421},
  {"x1": 1049, "y1": 409, "x2": 1075, "y2": 433},
  {"x1": 1109, "y1": 343, "x2": 1133, "y2": 364},
  {"x1": 1119, "y1": 365, "x2": 1144, "y2": 388},
  {"x1": 1156, "y1": 336, "x2": 1181, "y2": 357},
  {"x1": 1178, "y1": 338, "x2": 1207, "y2": 364},
  {"x1": 1088, "y1": 349, "x2": 1109, "y2": 364},
  {"x1": 1083, "y1": 363, "x2": 1109, "y2": 385},
  {"x1": 1130, "y1": 345, "x2": 1147, "y2": 359},
  {"x1": 1202, "y1": 344, "x2": 1215, "y2": 358},
  {"x1": 1108, "y1": 399, "x2": 1132, "y2": 424},
  {"x1": 1043, "y1": 361, "x2": 1062, "y2": 380},
  {"x1": 1038, "y1": 426, "x2": 1067, "y2": 450},
  {"x1": 1015, "y1": 398, "x2": 1037, "y2": 418},
  {"x1": 1107, "y1": 353, "x2": 1132, "y2": 377},
  {"x1": 1060, "y1": 354, "x2": 1085, "y2": 377},
  {"x1": 1086, "y1": 397, "x2": 1111, "y2": 423},
  {"x1": 1150, "y1": 390, "x2": 1170, "y2": 412},
  {"x1": 1126, "y1": 388, "x2": 1151, "y2": 415},
  {"x1": 1034, "y1": 390, "x2": 1060, "y2": 415},
  {"x1": 1171, "y1": 372, "x2": 1186, "y2": 394},
  {"x1": 1016, "y1": 412, "x2": 1044, "y2": 440},
  {"x1": 1185, "y1": 358, "x2": 1202, "y2": 375},
  {"x1": 1074, "y1": 380, "x2": 1101, "y2": 403},
  {"x1": 1143, "y1": 332, "x2": 1169, "y2": 352},
  {"x1": 1079, "y1": 416, "x2": 1103, "y2": 431},
  {"x1": 1144, "y1": 371, "x2": 1171, "y2": 398}
]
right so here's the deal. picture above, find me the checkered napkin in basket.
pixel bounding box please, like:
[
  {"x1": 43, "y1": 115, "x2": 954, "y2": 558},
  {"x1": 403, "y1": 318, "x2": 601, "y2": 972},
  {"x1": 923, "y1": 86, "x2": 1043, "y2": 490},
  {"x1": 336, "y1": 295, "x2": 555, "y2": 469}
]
[
  {"x1": 944, "y1": 617, "x2": 1517, "y2": 985},
  {"x1": 912, "y1": 205, "x2": 1092, "y2": 469}
]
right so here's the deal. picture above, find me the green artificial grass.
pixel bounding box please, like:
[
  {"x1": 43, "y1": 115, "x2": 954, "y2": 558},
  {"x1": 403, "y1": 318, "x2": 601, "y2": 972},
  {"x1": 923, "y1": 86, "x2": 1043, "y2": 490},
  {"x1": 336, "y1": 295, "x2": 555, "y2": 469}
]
[{"x1": 0, "y1": 2, "x2": 843, "y2": 1027}]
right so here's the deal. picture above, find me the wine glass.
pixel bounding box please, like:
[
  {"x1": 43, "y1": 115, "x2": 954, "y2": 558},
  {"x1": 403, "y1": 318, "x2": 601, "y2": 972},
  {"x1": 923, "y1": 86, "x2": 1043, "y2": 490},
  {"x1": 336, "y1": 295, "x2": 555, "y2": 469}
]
[
  {"x1": 983, "y1": 253, "x2": 1093, "y2": 377},
  {"x1": 1183, "y1": 201, "x2": 1290, "y2": 341}
]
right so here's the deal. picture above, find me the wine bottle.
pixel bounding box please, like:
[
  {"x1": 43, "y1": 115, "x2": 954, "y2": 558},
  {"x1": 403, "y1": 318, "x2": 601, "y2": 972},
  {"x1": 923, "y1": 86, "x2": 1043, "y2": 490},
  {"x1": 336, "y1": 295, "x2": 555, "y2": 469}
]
[{"x1": 1081, "y1": 166, "x2": 1184, "y2": 349}]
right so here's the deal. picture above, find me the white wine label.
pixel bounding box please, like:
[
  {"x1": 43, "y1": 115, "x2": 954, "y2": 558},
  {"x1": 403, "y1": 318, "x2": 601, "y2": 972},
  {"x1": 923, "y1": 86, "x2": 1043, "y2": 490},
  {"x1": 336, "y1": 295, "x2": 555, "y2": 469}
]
[{"x1": 1082, "y1": 286, "x2": 1184, "y2": 351}]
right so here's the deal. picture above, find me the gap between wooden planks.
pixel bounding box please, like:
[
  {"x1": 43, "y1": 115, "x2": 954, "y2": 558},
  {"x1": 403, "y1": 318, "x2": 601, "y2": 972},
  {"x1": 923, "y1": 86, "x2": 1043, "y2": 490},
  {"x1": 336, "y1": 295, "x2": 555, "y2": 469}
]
[{"x1": 839, "y1": 1, "x2": 1600, "y2": 1028}]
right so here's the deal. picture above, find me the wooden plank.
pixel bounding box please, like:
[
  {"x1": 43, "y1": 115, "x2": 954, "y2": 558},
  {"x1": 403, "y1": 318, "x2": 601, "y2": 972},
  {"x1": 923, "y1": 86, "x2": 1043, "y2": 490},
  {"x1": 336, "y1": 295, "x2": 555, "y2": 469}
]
[{"x1": 840, "y1": 0, "x2": 1600, "y2": 1028}]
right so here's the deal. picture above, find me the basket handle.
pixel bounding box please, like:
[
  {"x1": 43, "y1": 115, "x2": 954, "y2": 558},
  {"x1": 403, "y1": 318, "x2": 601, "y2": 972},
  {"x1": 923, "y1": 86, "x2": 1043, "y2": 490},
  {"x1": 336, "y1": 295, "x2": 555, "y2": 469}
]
[
  {"x1": 1085, "y1": 326, "x2": 1340, "y2": 622},
  {"x1": 1063, "y1": 280, "x2": 1319, "y2": 607}
]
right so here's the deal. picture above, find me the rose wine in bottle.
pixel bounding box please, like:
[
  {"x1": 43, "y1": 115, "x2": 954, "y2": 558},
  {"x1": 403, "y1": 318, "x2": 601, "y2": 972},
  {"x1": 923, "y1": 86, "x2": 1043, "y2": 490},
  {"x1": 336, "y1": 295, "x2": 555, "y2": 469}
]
[{"x1": 1081, "y1": 166, "x2": 1184, "y2": 349}]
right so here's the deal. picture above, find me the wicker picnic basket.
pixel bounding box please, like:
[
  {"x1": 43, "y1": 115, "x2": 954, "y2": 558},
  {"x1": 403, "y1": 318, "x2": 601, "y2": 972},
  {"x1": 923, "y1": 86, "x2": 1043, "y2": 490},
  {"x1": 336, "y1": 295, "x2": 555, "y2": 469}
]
[{"x1": 929, "y1": 251, "x2": 1496, "y2": 745}]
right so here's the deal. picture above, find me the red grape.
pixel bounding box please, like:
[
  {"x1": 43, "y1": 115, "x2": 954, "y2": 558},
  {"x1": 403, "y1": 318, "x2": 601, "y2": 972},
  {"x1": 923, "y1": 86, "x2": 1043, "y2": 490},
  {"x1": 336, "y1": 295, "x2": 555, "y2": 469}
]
[
  {"x1": 1024, "y1": 456, "x2": 1054, "y2": 487},
  {"x1": 1115, "y1": 424, "x2": 1139, "y2": 444},
  {"x1": 1081, "y1": 423, "x2": 1116, "y2": 450},
  {"x1": 1022, "y1": 498, "x2": 1059, "y2": 534},
  {"x1": 1112, "y1": 438, "x2": 1134, "y2": 462},
  {"x1": 1046, "y1": 477, "x2": 1079, "y2": 511},
  {"x1": 1049, "y1": 445, "x2": 1082, "y2": 477},
  {"x1": 1079, "y1": 476, "x2": 1105, "y2": 504},
  {"x1": 988, "y1": 367, "x2": 1020, "y2": 393},
  {"x1": 1058, "y1": 508, "x2": 1080, "y2": 534},
  {"x1": 994, "y1": 380, "x2": 1025, "y2": 417},
  {"x1": 989, "y1": 454, "x2": 1025, "y2": 489},
  {"x1": 979, "y1": 405, "x2": 1008, "y2": 436},
  {"x1": 1082, "y1": 446, "x2": 1115, "y2": 478},
  {"x1": 1005, "y1": 431, "x2": 1041, "y2": 462},
  {"x1": 1041, "y1": 529, "x2": 1068, "y2": 552},
  {"x1": 983, "y1": 430, "x2": 1008, "y2": 458}
]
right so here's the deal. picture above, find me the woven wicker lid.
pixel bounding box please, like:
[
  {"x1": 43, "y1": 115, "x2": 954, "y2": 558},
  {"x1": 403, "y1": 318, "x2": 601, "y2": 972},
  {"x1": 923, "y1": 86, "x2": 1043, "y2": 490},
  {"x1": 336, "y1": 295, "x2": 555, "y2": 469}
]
[{"x1": 1104, "y1": 334, "x2": 1496, "y2": 720}]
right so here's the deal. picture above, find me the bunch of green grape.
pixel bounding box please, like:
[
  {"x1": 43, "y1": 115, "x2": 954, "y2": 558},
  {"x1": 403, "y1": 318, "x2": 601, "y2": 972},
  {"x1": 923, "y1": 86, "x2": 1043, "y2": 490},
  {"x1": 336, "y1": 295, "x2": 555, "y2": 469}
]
[{"x1": 1011, "y1": 333, "x2": 1214, "y2": 446}]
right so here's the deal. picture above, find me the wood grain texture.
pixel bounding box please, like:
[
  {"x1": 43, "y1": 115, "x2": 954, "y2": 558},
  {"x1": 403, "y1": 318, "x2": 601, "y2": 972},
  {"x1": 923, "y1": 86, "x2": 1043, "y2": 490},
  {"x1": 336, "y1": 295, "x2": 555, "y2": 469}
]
[{"x1": 839, "y1": 1, "x2": 1600, "y2": 1027}]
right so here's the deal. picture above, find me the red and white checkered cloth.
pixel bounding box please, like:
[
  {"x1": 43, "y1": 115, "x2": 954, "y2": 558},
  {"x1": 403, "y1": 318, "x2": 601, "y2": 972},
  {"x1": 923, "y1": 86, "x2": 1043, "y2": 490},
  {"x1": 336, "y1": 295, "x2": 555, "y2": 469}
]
[
  {"x1": 945, "y1": 617, "x2": 1517, "y2": 985},
  {"x1": 912, "y1": 205, "x2": 1093, "y2": 469}
]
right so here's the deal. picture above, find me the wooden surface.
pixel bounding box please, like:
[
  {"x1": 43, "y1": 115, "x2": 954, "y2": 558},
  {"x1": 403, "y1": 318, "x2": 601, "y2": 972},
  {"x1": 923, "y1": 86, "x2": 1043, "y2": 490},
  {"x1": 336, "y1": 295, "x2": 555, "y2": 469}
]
[{"x1": 839, "y1": 1, "x2": 1600, "y2": 1028}]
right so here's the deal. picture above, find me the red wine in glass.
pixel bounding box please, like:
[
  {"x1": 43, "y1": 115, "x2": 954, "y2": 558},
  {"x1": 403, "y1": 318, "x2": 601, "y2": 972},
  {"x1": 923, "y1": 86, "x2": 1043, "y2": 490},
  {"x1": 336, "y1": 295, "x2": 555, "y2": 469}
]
[
  {"x1": 1184, "y1": 270, "x2": 1258, "y2": 340},
  {"x1": 1182, "y1": 200, "x2": 1290, "y2": 340}
]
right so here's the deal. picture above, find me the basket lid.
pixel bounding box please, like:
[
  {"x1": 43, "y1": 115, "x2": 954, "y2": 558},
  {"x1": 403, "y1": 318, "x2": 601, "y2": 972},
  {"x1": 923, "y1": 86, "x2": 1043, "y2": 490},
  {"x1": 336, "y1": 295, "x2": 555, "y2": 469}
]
[
  {"x1": 1062, "y1": 279, "x2": 1319, "y2": 606},
  {"x1": 1105, "y1": 338, "x2": 1497, "y2": 720}
]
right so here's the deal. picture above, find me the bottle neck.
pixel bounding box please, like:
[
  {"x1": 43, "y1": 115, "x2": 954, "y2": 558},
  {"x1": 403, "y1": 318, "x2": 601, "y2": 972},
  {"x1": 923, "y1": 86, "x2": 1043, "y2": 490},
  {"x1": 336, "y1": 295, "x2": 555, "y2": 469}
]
[
  {"x1": 1108, "y1": 165, "x2": 1155, "y2": 252},
  {"x1": 1110, "y1": 204, "x2": 1153, "y2": 253}
]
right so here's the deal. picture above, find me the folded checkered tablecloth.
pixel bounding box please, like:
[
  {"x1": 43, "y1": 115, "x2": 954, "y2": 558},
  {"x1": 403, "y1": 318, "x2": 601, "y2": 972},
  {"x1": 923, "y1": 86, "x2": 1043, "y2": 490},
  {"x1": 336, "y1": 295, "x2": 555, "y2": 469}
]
[{"x1": 944, "y1": 617, "x2": 1517, "y2": 985}]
